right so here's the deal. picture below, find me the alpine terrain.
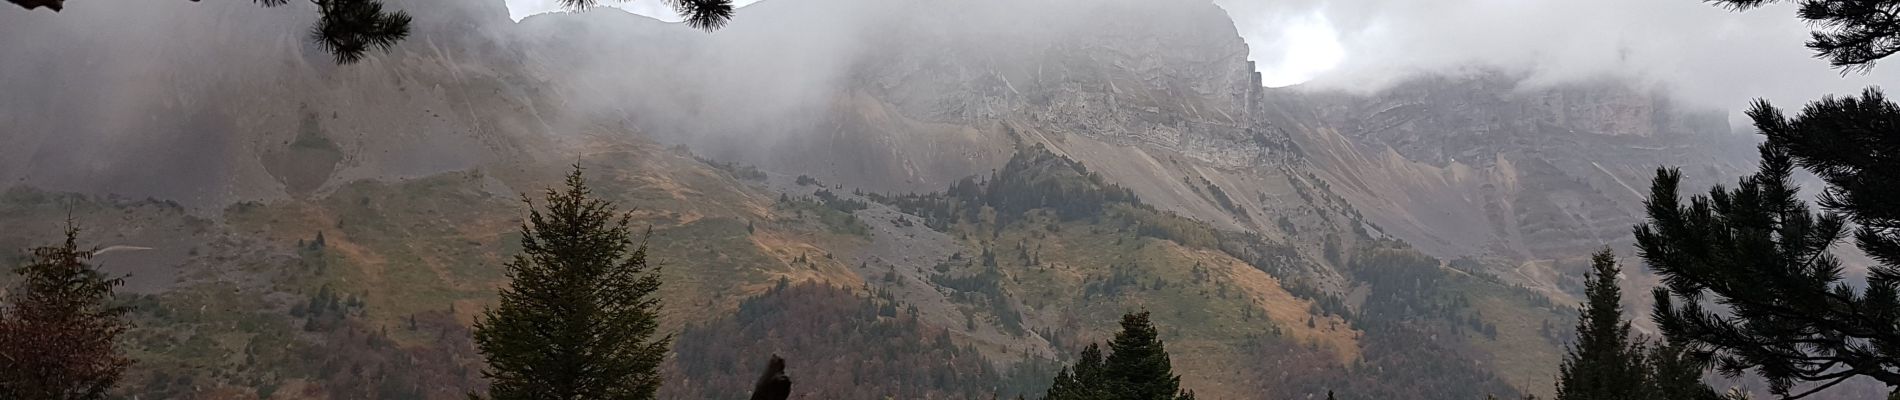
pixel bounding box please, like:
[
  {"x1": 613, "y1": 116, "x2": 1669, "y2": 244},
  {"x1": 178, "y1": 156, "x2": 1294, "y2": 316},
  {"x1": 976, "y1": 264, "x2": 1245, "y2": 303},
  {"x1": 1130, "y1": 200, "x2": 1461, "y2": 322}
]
[{"x1": 1, "y1": 0, "x2": 1868, "y2": 399}]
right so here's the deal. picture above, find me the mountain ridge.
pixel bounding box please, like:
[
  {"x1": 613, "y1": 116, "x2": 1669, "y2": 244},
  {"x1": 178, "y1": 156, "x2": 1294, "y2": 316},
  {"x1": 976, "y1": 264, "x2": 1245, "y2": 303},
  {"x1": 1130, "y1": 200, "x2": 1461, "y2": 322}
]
[{"x1": 0, "y1": 0, "x2": 1796, "y2": 398}]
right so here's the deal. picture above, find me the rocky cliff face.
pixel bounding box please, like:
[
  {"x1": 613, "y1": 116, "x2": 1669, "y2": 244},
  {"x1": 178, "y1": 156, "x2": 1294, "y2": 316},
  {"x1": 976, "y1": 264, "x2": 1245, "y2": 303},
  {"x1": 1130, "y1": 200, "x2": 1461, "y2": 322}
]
[
  {"x1": 0, "y1": 0, "x2": 1764, "y2": 279},
  {"x1": 544, "y1": 0, "x2": 1764, "y2": 269},
  {"x1": 511, "y1": 0, "x2": 1364, "y2": 287},
  {"x1": 508, "y1": 0, "x2": 1293, "y2": 192},
  {"x1": 1260, "y1": 74, "x2": 1759, "y2": 285},
  {"x1": 0, "y1": 0, "x2": 1794, "y2": 397},
  {"x1": 544, "y1": 0, "x2": 1766, "y2": 292}
]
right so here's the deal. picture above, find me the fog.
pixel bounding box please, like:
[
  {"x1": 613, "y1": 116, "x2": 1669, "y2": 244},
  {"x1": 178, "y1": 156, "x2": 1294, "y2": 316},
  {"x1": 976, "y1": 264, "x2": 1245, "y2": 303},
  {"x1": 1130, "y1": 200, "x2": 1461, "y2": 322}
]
[
  {"x1": 1221, "y1": 0, "x2": 1899, "y2": 117},
  {"x1": 504, "y1": 0, "x2": 765, "y2": 21},
  {"x1": 500, "y1": 0, "x2": 1217, "y2": 190},
  {"x1": 508, "y1": 0, "x2": 1900, "y2": 120},
  {"x1": 5, "y1": 0, "x2": 1894, "y2": 203}
]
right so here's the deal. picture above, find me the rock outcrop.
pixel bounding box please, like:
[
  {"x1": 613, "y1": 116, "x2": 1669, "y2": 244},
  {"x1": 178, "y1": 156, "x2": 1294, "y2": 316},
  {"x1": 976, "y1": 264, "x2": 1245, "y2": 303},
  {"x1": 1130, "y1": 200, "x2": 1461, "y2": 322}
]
[
  {"x1": 1263, "y1": 74, "x2": 1759, "y2": 273},
  {"x1": 0, "y1": 0, "x2": 1791, "y2": 397}
]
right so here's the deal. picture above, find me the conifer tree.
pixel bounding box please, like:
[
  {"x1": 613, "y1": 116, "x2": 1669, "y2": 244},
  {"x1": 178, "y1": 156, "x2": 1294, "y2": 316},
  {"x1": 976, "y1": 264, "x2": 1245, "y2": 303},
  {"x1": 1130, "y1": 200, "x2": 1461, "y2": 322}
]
[
  {"x1": 1639, "y1": 2, "x2": 1900, "y2": 398},
  {"x1": 1555, "y1": 249, "x2": 1650, "y2": 400},
  {"x1": 1645, "y1": 343, "x2": 1720, "y2": 400},
  {"x1": 1707, "y1": 0, "x2": 1900, "y2": 71},
  {"x1": 1105, "y1": 312, "x2": 1195, "y2": 400},
  {"x1": 472, "y1": 166, "x2": 671, "y2": 400},
  {"x1": 1045, "y1": 312, "x2": 1195, "y2": 400},
  {"x1": 1046, "y1": 344, "x2": 1112, "y2": 400},
  {"x1": 1639, "y1": 143, "x2": 1897, "y2": 398},
  {"x1": 0, "y1": 225, "x2": 131, "y2": 400}
]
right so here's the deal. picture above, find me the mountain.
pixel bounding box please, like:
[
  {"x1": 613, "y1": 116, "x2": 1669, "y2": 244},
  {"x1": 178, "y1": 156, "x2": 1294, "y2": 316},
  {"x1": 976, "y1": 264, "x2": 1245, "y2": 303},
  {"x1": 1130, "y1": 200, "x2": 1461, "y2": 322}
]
[
  {"x1": 0, "y1": 0, "x2": 560, "y2": 207},
  {"x1": 0, "y1": 0, "x2": 1793, "y2": 398},
  {"x1": 1265, "y1": 74, "x2": 1760, "y2": 296}
]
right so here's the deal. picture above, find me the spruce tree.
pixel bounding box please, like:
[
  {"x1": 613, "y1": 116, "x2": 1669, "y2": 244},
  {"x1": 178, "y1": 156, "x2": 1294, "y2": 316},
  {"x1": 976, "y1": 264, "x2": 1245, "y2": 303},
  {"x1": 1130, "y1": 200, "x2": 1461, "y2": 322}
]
[
  {"x1": 1554, "y1": 249, "x2": 1650, "y2": 400},
  {"x1": 1046, "y1": 344, "x2": 1112, "y2": 400},
  {"x1": 1645, "y1": 343, "x2": 1719, "y2": 400},
  {"x1": 472, "y1": 166, "x2": 672, "y2": 400},
  {"x1": 1045, "y1": 312, "x2": 1195, "y2": 400},
  {"x1": 1105, "y1": 312, "x2": 1194, "y2": 400},
  {"x1": 0, "y1": 225, "x2": 132, "y2": 400}
]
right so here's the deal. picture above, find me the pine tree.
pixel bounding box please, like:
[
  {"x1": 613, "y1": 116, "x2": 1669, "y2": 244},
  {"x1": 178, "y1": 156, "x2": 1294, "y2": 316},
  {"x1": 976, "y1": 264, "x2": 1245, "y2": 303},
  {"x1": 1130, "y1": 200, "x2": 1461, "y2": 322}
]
[
  {"x1": 1706, "y1": 0, "x2": 1900, "y2": 71},
  {"x1": 1045, "y1": 312, "x2": 1196, "y2": 400},
  {"x1": 1638, "y1": 143, "x2": 1898, "y2": 398},
  {"x1": 1105, "y1": 312, "x2": 1194, "y2": 400},
  {"x1": 472, "y1": 166, "x2": 672, "y2": 400},
  {"x1": 1645, "y1": 343, "x2": 1719, "y2": 400},
  {"x1": 1554, "y1": 249, "x2": 1650, "y2": 400},
  {"x1": 0, "y1": 225, "x2": 132, "y2": 400},
  {"x1": 1046, "y1": 344, "x2": 1112, "y2": 400},
  {"x1": 1643, "y1": 3, "x2": 1900, "y2": 398}
]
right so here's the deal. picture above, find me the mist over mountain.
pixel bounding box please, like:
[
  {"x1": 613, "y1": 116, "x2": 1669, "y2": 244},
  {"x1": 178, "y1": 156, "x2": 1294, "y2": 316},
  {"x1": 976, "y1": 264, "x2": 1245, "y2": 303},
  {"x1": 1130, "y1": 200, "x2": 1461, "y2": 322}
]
[
  {"x1": 2, "y1": 0, "x2": 1886, "y2": 398},
  {"x1": 1224, "y1": 0, "x2": 1899, "y2": 119}
]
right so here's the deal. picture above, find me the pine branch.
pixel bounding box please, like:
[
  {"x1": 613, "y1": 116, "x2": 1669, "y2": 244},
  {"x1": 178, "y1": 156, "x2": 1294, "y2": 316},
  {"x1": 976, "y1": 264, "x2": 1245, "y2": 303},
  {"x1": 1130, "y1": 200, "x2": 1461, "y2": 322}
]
[{"x1": 1704, "y1": 0, "x2": 1900, "y2": 71}]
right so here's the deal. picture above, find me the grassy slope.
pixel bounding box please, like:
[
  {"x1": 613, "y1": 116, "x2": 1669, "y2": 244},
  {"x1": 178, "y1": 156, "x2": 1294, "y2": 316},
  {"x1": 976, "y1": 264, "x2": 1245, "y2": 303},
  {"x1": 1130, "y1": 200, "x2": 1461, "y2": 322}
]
[
  {"x1": 867, "y1": 144, "x2": 1369, "y2": 399},
  {"x1": 0, "y1": 136, "x2": 884, "y2": 399},
  {"x1": 958, "y1": 211, "x2": 1361, "y2": 399},
  {"x1": 0, "y1": 138, "x2": 1569, "y2": 399},
  {"x1": 873, "y1": 144, "x2": 1567, "y2": 399}
]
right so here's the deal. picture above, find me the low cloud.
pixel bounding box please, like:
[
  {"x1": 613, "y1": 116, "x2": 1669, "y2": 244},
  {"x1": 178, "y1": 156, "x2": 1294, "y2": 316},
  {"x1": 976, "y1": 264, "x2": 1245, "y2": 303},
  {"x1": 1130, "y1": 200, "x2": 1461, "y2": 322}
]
[
  {"x1": 1221, "y1": 0, "x2": 1896, "y2": 116},
  {"x1": 505, "y1": 0, "x2": 762, "y2": 21}
]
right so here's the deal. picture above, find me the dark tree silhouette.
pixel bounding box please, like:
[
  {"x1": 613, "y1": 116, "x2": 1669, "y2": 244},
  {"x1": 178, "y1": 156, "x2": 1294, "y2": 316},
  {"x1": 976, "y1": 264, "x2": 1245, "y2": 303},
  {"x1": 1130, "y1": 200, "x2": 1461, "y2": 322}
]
[
  {"x1": 1555, "y1": 250, "x2": 1651, "y2": 400},
  {"x1": 0, "y1": 225, "x2": 132, "y2": 400},
  {"x1": 1638, "y1": 144, "x2": 1897, "y2": 398},
  {"x1": 285, "y1": 0, "x2": 413, "y2": 64},
  {"x1": 1046, "y1": 344, "x2": 1114, "y2": 400},
  {"x1": 1636, "y1": 3, "x2": 1900, "y2": 398},
  {"x1": 1045, "y1": 312, "x2": 1196, "y2": 400},
  {"x1": 1753, "y1": 89, "x2": 1900, "y2": 274},
  {"x1": 748, "y1": 355, "x2": 791, "y2": 400},
  {"x1": 1708, "y1": 0, "x2": 1900, "y2": 71},
  {"x1": 1102, "y1": 312, "x2": 1196, "y2": 400},
  {"x1": 6, "y1": 0, "x2": 55, "y2": 11},
  {"x1": 1646, "y1": 343, "x2": 1721, "y2": 400},
  {"x1": 1547, "y1": 249, "x2": 1720, "y2": 400},
  {"x1": 471, "y1": 166, "x2": 672, "y2": 400},
  {"x1": 6, "y1": 0, "x2": 734, "y2": 64}
]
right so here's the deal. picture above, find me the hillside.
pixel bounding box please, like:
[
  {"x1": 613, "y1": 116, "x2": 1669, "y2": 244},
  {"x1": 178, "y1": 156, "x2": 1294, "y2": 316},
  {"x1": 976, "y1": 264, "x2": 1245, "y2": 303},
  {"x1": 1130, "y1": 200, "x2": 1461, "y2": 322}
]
[{"x1": 0, "y1": 0, "x2": 1785, "y2": 398}]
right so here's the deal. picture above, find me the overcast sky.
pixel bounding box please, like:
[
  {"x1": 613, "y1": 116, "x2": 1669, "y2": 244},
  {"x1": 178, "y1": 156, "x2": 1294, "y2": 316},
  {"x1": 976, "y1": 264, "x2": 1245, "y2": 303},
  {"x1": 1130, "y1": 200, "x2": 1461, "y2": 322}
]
[
  {"x1": 504, "y1": 0, "x2": 764, "y2": 22},
  {"x1": 506, "y1": 0, "x2": 1896, "y2": 116},
  {"x1": 1229, "y1": 0, "x2": 1897, "y2": 115}
]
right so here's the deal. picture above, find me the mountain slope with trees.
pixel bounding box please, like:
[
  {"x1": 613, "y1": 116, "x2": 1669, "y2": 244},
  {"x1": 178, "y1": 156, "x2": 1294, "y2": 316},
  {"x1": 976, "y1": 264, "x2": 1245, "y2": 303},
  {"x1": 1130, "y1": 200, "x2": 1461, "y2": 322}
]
[{"x1": 0, "y1": 0, "x2": 1764, "y2": 398}]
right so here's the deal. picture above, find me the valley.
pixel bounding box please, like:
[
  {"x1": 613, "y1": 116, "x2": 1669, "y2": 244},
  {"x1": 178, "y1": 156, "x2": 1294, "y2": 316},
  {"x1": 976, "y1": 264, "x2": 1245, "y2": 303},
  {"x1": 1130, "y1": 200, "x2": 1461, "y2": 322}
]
[{"x1": 0, "y1": 0, "x2": 1800, "y2": 398}]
